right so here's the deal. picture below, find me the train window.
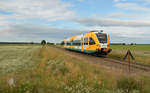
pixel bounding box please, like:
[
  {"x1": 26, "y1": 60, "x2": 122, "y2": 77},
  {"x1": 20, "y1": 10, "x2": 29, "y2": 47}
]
[
  {"x1": 84, "y1": 38, "x2": 88, "y2": 45},
  {"x1": 67, "y1": 41, "x2": 71, "y2": 45},
  {"x1": 96, "y1": 33, "x2": 107, "y2": 43},
  {"x1": 89, "y1": 38, "x2": 95, "y2": 45},
  {"x1": 73, "y1": 40, "x2": 81, "y2": 46},
  {"x1": 67, "y1": 42, "x2": 69, "y2": 45}
]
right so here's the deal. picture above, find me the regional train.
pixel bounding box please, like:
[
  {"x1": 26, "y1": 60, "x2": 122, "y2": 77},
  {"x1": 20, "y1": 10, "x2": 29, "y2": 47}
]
[{"x1": 64, "y1": 30, "x2": 112, "y2": 56}]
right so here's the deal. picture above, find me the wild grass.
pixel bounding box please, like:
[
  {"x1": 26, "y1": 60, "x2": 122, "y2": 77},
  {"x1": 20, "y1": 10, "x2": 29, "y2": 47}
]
[
  {"x1": 108, "y1": 45, "x2": 150, "y2": 65},
  {"x1": 0, "y1": 45, "x2": 41, "y2": 75},
  {"x1": 0, "y1": 45, "x2": 149, "y2": 93}
]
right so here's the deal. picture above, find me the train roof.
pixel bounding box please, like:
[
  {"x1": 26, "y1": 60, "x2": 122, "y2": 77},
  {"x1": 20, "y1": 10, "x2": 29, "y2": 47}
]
[
  {"x1": 64, "y1": 30, "x2": 107, "y2": 41},
  {"x1": 90, "y1": 30, "x2": 104, "y2": 33}
]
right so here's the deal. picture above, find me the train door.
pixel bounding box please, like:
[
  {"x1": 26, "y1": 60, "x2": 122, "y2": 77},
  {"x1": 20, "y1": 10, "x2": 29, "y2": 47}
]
[
  {"x1": 83, "y1": 37, "x2": 89, "y2": 51},
  {"x1": 81, "y1": 37, "x2": 84, "y2": 52}
]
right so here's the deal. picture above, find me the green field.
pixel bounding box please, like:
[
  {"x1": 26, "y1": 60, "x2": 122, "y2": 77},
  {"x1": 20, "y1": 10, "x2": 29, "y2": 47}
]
[
  {"x1": 109, "y1": 45, "x2": 150, "y2": 65},
  {"x1": 0, "y1": 44, "x2": 150, "y2": 93}
]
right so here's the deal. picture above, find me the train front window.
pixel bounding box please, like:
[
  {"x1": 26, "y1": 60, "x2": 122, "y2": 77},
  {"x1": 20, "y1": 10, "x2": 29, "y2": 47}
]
[
  {"x1": 89, "y1": 38, "x2": 95, "y2": 45},
  {"x1": 96, "y1": 33, "x2": 107, "y2": 43}
]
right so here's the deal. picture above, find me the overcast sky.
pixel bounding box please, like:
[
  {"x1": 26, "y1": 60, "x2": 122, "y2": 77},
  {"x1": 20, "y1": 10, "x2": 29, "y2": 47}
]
[{"x1": 0, "y1": 0, "x2": 150, "y2": 43}]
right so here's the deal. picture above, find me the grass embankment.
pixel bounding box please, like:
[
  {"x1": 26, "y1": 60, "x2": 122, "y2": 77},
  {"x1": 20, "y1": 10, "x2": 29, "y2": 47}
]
[
  {"x1": 108, "y1": 45, "x2": 150, "y2": 66},
  {"x1": 0, "y1": 45, "x2": 150, "y2": 93}
]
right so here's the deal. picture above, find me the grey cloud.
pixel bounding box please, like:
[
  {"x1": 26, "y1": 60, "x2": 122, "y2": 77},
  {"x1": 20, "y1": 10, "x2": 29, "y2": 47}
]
[
  {"x1": 114, "y1": 3, "x2": 150, "y2": 11},
  {"x1": 0, "y1": 24, "x2": 88, "y2": 42},
  {"x1": 108, "y1": 13, "x2": 137, "y2": 18},
  {"x1": 108, "y1": 32, "x2": 150, "y2": 44},
  {"x1": 74, "y1": 17, "x2": 150, "y2": 27},
  {"x1": 144, "y1": 0, "x2": 150, "y2": 3},
  {"x1": 0, "y1": 0, "x2": 75, "y2": 21},
  {"x1": 0, "y1": 23, "x2": 150, "y2": 44}
]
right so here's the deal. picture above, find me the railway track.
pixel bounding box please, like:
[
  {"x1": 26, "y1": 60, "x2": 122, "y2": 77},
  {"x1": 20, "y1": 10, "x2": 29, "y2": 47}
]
[
  {"x1": 102, "y1": 58, "x2": 150, "y2": 72},
  {"x1": 50, "y1": 45, "x2": 150, "y2": 73}
]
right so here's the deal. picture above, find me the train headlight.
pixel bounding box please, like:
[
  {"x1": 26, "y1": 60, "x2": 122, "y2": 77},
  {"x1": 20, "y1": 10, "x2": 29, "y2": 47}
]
[{"x1": 98, "y1": 44, "x2": 101, "y2": 47}]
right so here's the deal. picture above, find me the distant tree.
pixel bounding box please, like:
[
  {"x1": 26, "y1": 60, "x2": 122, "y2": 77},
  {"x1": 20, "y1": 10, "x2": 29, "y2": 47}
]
[
  {"x1": 41, "y1": 40, "x2": 46, "y2": 45},
  {"x1": 123, "y1": 43, "x2": 126, "y2": 45},
  {"x1": 31, "y1": 42, "x2": 34, "y2": 44},
  {"x1": 61, "y1": 41, "x2": 64, "y2": 45},
  {"x1": 47, "y1": 42, "x2": 54, "y2": 45},
  {"x1": 131, "y1": 43, "x2": 134, "y2": 45}
]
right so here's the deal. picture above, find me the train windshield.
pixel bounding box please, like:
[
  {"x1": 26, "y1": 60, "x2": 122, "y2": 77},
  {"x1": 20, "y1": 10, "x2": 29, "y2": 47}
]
[{"x1": 96, "y1": 33, "x2": 107, "y2": 43}]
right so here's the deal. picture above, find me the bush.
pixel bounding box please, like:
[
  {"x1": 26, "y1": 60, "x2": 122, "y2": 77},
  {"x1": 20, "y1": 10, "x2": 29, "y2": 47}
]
[
  {"x1": 117, "y1": 77, "x2": 142, "y2": 93},
  {"x1": 47, "y1": 42, "x2": 54, "y2": 45},
  {"x1": 41, "y1": 40, "x2": 46, "y2": 45},
  {"x1": 60, "y1": 41, "x2": 64, "y2": 45}
]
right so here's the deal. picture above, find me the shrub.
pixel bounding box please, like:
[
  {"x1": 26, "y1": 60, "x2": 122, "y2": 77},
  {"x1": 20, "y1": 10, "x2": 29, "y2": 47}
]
[
  {"x1": 41, "y1": 40, "x2": 46, "y2": 45},
  {"x1": 47, "y1": 42, "x2": 54, "y2": 45}
]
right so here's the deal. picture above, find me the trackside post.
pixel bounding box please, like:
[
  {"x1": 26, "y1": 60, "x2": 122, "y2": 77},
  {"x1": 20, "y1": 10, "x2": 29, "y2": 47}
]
[{"x1": 123, "y1": 50, "x2": 135, "y2": 73}]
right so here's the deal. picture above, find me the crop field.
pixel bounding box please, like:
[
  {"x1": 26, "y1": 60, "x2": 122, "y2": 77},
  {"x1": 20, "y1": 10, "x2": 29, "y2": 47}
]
[
  {"x1": 0, "y1": 44, "x2": 150, "y2": 93},
  {"x1": 108, "y1": 45, "x2": 150, "y2": 66}
]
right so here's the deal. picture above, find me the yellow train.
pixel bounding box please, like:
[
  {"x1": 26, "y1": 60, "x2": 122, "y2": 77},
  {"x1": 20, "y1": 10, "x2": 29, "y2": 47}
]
[{"x1": 64, "y1": 30, "x2": 112, "y2": 55}]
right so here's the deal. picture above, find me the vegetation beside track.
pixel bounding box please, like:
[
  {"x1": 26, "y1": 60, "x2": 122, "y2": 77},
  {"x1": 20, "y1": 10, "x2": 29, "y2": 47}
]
[
  {"x1": 0, "y1": 45, "x2": 150, "y2": 93},
  {"x1": 108, "y1": 45, "x2": 150, "y2": 66}
]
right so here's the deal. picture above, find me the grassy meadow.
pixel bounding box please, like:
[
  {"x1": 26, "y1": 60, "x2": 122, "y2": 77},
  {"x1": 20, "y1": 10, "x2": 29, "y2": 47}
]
[
  {"x1": 0, "y1": 44, "x2": 150, "y2": 93},
  {"x1": 0, "y1": 44, "x2": 41, "y2": 75},
  {"x1": 108, "y1": 45, "x2": 150, "y2": 66}
]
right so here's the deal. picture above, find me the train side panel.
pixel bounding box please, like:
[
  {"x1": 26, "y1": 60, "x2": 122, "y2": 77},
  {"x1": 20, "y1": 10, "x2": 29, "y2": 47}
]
[{"x1": 64, "y1": 31, "x2": 111, "y2": 55}]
